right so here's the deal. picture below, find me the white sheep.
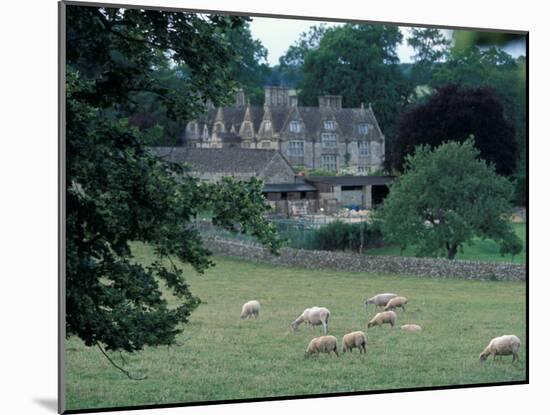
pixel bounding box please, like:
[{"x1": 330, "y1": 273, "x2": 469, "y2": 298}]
[
  {"x1": 479, "y1": 335, "x2": 521, "y2": 363},
  {"x1": 367, "y1": 310, "x2": 397, "y2": 328},
  {"x1": 384, "y1": 296, "x2": 408, "y2": 312},
  {"x1": 291, "y1": 306, "x2": 331, "y2": 335},
  {"x1": 364, "y1": 293, "x2": 398, "y2": 310},
  {"x1": 240, "y1": 300, "x2": 261, "y2": 319},
  {"x1": 342, "y1": 331, "x2": 367, "y2": 354},
  {"x1": 401, "y1": 324, "x2": 422, "y2": 332},
  {"x1": 305, "y1": 335, "x2": 339, "y2": 358}
]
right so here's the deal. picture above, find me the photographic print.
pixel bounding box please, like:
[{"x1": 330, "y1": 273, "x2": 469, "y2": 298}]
[{"x1": 59, "y1": 1, "x2": 527, "y2": 413}]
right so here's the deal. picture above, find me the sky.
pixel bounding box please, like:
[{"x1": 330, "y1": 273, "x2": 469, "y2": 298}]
[{"x1": 249, "y1": 16, "x2": 526, "y2": 66}]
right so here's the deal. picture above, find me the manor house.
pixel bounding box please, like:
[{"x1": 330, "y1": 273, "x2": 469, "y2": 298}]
[{"x1": 183, "y1": 87, "x2": 386, "y2": 173}]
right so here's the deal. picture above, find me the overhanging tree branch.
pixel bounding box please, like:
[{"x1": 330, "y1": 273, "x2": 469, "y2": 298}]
[{"x1": 94, "y1": 340, "x2": 148, "y2": 381}]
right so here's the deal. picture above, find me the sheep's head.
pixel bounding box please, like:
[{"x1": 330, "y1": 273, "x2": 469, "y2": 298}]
[
  {"x1": 291, "y1": 321, "x2": 299, "y2": 331},
  {"x1": 367, "y1": 321, "x2": 374, "y2": 328},
  {"x1": 479, "y1": 352, "x2": 489, "y2": 362},
  {"x1": 364, "y1": 299, "x2": 372, "y2": 308}
]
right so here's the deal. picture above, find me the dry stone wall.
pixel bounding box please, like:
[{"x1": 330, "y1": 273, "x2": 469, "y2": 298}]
[{"x1": 204, "y1": 236, "x2": 526, "y2": 282}]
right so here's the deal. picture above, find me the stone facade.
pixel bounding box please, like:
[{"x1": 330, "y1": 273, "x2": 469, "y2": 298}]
[{"x1": 183, "y1": 87, "x2": 386, "y2": 173}]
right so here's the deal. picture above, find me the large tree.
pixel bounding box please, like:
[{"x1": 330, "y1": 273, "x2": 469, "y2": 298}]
[
  {"x1": 223, "y1": 21, "x2": 271, "y2": 105},
  {"x1": 433, "y1": 46, "x2": 526, "y2": 201},
  {"x1": 381, "y1": 139, "x2": 522, "y2": 260},
  {"x1": 387, "y1": 84, "x2": 518, "y2": 176},
  {"x1": 277, "y1": 24, "x2": 327, "y2": 87},
  {"x1": 109, "y1": 19, "x2": 269, "y2": 145},
  {"x1": 65, "y1": 5, "x2": 281, "y2": 367},
  {"x1": 296, "y1": 24, "x2": 412, "y2": 135},
  {"x1": 407, "y1": 28, "x2": 451, "y2": 85}
]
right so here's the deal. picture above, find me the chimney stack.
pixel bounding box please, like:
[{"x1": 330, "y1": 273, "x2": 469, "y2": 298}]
[
  {"x1": 318, "y1": 95, "x2": 342, "y2": 110},
  {"x1": 234, "y1": 89, "x2": 246, "y2": 107},
  {"x1": 264, "y1": 86, "x2": 290, "y2": 106}
]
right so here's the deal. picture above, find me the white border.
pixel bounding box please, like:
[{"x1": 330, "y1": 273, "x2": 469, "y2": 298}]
[{"x1": 2, "y1": 0, "x2": 547, "y2": 414}]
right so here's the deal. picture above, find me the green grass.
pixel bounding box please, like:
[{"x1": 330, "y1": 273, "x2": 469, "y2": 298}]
[
  {"x1": 65, "y1": 244, "x2": 526, "y2": 411},
  {"x1": 364, "y1": 223, "x2": 526, "y2": 263}
]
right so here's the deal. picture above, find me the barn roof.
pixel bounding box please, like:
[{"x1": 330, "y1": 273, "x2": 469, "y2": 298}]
[
  {"x1": 303, "y1": 175, "x2": 394, "y2": 186},
  {"x1": 149, "y1": 147, "x2": 293, "y2": 174}
]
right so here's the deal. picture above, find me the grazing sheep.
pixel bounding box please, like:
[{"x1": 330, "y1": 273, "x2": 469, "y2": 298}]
[
  {"x1": 401, "y1": 324, "x2": 422, "y2": 332},
  {"x1": 367, "y1": 311, "x2": 397, "y2": 328},
  {"x1": 291, "y1": 307, "x2": 331, "y2": 335},
  {"x1": 384, "y1": 296, "x2": 408, "y2": 312},
  {"x1": 364, "y1": 293, "x2": 398, "y2": 310},
  {"x1": 479, "y1": 335, "x2": 521, "y2": 363},
  {"x1": 342, "y1": 331, "x2": 367, "y2": 354},
  {"x1": 305, "y1": 335, "x2": 339, "y2": 358},
  {"x1": 240, "y1": 300, "x2": 261, "y2": 319}
]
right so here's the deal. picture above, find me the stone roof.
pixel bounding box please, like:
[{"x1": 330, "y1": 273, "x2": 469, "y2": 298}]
[
  {"x1": 263, "y1": 183, "x2": 318, "y2": 193},
  {"x1": 187, "y1": 104, "x2": 384, "y2": 141},
  {"x1": 303, "y1": 175, "x2": 394, "y2": 186},
  {"x1": 149, "y1": 147, "x2": 293, "y2": 174}
]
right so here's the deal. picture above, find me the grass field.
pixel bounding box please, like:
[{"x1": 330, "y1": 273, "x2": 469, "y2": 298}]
[
  {"x1": 364, "y1": 223, "x2": 526, "y2": 263},
  {"x1": 65, "y1": 244, "x2": 526, "y2": 411}
]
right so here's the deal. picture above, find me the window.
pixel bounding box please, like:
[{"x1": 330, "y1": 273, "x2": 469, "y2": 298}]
[
  {"x1": 322, "y1": 133, "x2": 337, "y2": 148},
  {"x1": 324, "y1": 120, "x2": 336, "y2": 130},
  {"x1": 358, "y1": 123, "x2": 369, "y2": 134},
  {"x1": 261, "y1": 141, "x2": 271, "y2": 148},
  {"x1": 289, "y1": 140, "x2": 304, "y2": 156},
  {"x1": 289, "y1": 121, "x2": 301, "y2": 133},
  {"x1": 263, "y1": 120, "x2": 271, "y2": 129},
  {"x1": 321, "y1": 155, "x2": 337, "y2": 171},
  {"x1": 242, "y1": 142, "x2": 251, "y2": 148},
  {"x1": 358, "y1": 166, "x2": 368, "y2": 173},
  {"x1": 358, "y1": 141, "x2": 369, "y2": 155}
]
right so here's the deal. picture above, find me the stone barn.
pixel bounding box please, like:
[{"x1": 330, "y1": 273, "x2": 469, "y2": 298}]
[
  {"x1": 303, "y1": 175, "x2": 393, "y2": 210},
  {"x1": 149, "y1": 146, "x2": 296, "y2": 184}
]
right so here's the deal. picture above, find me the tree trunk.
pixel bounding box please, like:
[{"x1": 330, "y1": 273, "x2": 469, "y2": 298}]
[{"x1": 446, "y1": 243, "x2": 458, "y2": 260}]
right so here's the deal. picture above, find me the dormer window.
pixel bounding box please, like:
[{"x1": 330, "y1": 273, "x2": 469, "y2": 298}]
[
  {"x1": 264, "y1": 121, "x2": 272, "y2": 129},
  {"x1": 324, "y1": 120, "x2": 336, "y2": 130},
  {"x1": 289, "y1": 121, "x2": 301, "y2": 133},
  {"x1": 358, "y1": 123, "x2": 369, "y2": 134}
]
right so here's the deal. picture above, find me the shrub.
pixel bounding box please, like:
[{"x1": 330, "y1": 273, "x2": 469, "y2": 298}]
[{"x1": 313, "y1": 220, "x2": 384, "y2": 252}]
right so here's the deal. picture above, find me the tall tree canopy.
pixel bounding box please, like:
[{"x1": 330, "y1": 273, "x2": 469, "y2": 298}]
[
  {"x1": 432, "y1": 45, "x2": 526, "y2": 204},
  {"x1": 107, "y1": 19, "x2": 269, "y2": 145},
  {"x1": 296, "y1": 24, "x2": 412, "y2": 135},
  {"x1": 407, "y1": 28, "x2": 451, "y2": 84},
  {"x1": 223, "y1": 21, "x2": 271, "y2": 105},
  {"x1": 277, "y1": 24, "x2": 327, "y2": 87},
  {"x1": 381, "y1": 139, "x2": 522, "y2": 260},
  {"x1": 387, "y1": 84, "x2": 518, "y2": 176},
  {"x1": 65, "y1": 6, "x2": 281, "y2": 359}
]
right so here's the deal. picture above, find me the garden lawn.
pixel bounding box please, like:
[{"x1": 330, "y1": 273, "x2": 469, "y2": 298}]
[
  {"x1": 364, "y1": 223, "x2": 526, "y2": 263},
  {"x1": 65, "y1": 244, "x2": 526, "y2": 411}
]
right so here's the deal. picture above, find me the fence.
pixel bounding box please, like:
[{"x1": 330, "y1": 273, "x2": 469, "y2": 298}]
[{"x1": 193, "y1": 217, "x2": 372, "y2": 251}]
